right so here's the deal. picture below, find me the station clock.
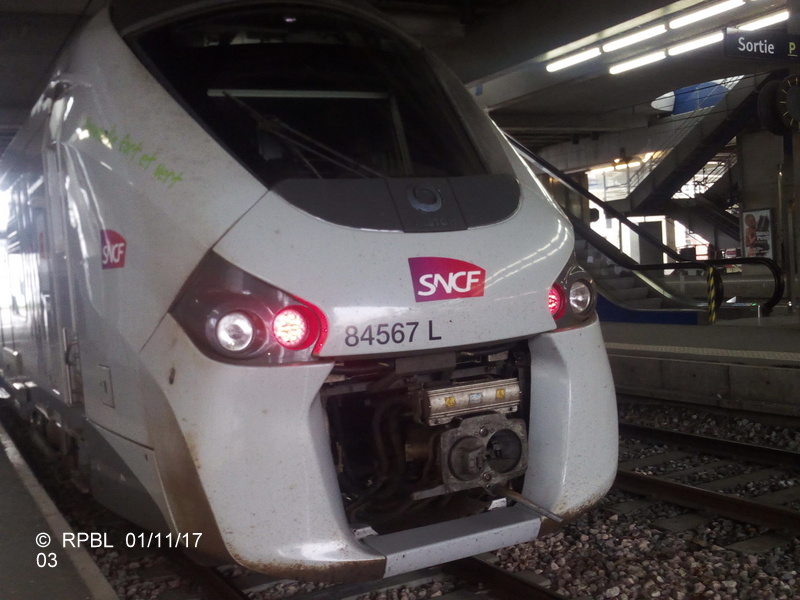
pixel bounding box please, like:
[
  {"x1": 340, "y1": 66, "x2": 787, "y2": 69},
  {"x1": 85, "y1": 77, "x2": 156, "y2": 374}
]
[{"x1": 777, "y1": 75, "x2": 800, "y2": 132}]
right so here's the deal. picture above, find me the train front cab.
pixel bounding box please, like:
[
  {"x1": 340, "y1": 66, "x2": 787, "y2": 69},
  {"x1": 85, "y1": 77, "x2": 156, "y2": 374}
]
[
  {"x1": 120, "y1": 0, "x2": 618, "y2": 580},
  {"x1": 0, "y1": 0, "x2": 619, "y2": 583}
]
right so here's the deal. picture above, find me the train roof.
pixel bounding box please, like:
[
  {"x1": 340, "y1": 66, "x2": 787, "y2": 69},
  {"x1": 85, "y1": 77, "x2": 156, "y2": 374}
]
[{"x1": 110, "y1": 0, "x2": 381, "y2": 36}]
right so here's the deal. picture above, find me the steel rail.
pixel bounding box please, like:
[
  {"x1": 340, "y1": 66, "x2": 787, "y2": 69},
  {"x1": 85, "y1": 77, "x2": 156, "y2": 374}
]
[
  {"x1": 614, "y1": 470, "x2": 800, "y2": 532},
  {"x1": 288, "y1": 568, "x2": 445, "y2": 600},
  {"x1": 287, "y1": 556, "x2": 568, "y2": 600},
  {"x1": 617, "y1": 422, "x2": 800, "y2": 532},
  {"x1": 619, "y1": 423, "x2": 800, "y2": 468},
  {"x1": 444, "y1": 556, "x2": 568, "y2": 600},
  {"x1": 168, "y1": 553, "x2": 254, "y2": 600}
]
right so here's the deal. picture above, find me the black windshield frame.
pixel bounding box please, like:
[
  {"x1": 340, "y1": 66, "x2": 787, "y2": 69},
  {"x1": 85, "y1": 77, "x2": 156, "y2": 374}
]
[{"x1": 129, "y1": 4, "x2": 493, "y2": 184}]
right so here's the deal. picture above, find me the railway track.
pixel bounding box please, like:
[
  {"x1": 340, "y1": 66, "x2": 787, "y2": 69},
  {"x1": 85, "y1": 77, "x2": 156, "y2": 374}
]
[
  {"x1": 174, "y1": 554, "x2": 568, "y2": 600},
  {"x1": 7, "y1": 395, "x2": 797, "y2": 599},
  {"x1": 2, "y1": 404, "x2": 566, "y2": 600},
  {"x1": 616, "y1": 422, "x2": 800, "y2": 533}
]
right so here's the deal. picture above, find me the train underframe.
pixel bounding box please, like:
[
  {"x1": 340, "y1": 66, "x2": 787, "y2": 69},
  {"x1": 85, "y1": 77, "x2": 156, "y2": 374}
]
[{"x1": 324, "y1": 341, "x2": 532, "y2": 533}]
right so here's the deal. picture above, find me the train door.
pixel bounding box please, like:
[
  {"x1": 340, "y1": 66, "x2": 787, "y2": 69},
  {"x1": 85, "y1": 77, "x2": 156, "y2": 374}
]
[
  {"x1": 28, "y1": 173, "x2": 59, "y2": 388},
  {"x1": 2, "y1": 146, "x2": 61, "y2": 392},
  {"x1": 41, "y1": 86, "x2": 84, "y2": 406},
  {"x1": 2, "y1": 179, "x2": 38, "y2": 381}
]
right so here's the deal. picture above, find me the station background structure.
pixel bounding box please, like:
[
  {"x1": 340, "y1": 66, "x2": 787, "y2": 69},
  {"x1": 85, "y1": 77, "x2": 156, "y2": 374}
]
[{"x1": 0, "y1": 0, "x2": 798, "y2": 309}]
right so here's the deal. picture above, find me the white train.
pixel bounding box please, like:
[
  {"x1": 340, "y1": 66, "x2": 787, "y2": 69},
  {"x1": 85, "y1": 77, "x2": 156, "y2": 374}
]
[{"x1": 0, "y1": 0, "x2": 617, "y2": 582}]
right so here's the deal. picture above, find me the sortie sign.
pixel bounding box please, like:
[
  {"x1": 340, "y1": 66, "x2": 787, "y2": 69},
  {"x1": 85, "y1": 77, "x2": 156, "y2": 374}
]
[{"x1": 723, "y1": 27, "x2": 800, "y2": 62}]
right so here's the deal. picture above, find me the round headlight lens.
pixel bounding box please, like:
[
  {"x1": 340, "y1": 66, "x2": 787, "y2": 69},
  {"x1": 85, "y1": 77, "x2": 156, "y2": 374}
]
[
  {"x1": 216, "y1": 311, "x2": 257, "y2": 352},
  {"x1": 568, "y1": 280, "x2": 593, "y2": 314}
]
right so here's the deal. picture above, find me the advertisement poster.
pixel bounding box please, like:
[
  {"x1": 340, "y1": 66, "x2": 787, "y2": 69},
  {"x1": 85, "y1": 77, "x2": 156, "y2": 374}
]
[{"x1": 742, "y1": 209, "x2": 773, "y2": 259}]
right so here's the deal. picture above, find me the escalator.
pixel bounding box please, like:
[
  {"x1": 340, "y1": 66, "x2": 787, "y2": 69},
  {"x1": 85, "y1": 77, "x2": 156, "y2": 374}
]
[
  {"x1": 512, "y1": 141, "x2": 785, "y2": 324},
  {"x1": 626, "y1": 73, "x2": 774, "y2": 214}
]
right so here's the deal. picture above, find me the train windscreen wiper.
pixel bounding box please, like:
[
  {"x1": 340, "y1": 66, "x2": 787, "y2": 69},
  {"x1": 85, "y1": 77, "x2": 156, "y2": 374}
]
[{"x1": 217, "y1": 90, "x2": 385, "y2": 179}]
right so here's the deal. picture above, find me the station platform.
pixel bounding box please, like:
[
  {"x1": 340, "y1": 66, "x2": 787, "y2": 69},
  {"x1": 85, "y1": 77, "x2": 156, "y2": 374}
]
[
  {"x1": 601, "y1": 313, "x2": 800, "y2": 416},
  {"x1": 0, "y1": 421, "x2": 118, "y2": 600}
]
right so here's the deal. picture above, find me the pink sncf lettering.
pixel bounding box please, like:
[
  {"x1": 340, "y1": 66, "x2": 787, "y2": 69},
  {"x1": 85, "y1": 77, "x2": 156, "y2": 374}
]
[
  {"x1": 408, "y1": 257, "x2": 486, "y2": 302},
  {"x1": 101, "y1": 229, "x2": 127, "y2": 269}
]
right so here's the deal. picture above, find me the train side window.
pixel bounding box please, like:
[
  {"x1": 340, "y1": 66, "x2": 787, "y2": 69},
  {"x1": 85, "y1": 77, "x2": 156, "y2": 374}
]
[
  {"x1": 4, "y1": 182, "x2": 31, "y2": 318},
  {"x1": 5, "y1": 183, "x2": 30, "y2": 255}
]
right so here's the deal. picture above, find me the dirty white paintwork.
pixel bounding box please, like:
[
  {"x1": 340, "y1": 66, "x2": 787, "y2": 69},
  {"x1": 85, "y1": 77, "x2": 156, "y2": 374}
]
[
  {"x1": 0, "y1": 1, "x2": 618, "y2": 580},
  {"x1": 214, "y1": 174, "x2": 572, "y2": 357},
  {"x1": 44, "y1": 9, "x2": 268, "y2": 445},
  {"x1": 526, "y1": 320, "x2": 619, "y2": 513}
]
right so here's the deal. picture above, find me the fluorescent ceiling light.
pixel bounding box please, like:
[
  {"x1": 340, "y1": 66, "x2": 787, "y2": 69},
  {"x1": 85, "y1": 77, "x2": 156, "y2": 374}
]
[
  {"x1": 669, "y1": 0, "x2": 745, "y2": 29},
  {"x1": 609, "y1": 51, "x2": 667, "y2": 74},
  {"x1": 668, "y1": 31, "x2": 725, "y2": 55},
  {"x1": 546, "y1": 47, "x2": 601, "y2": 72},
  {"x1": 602, "y1": 24, "x2": 668, "y2": 52},
  {"x1": 739, "y1": 10, "x2": 789, "y2": 30},
  {"x1": 611, "y1": 161, "x2": 643, "y2": 171},
  {"x1": 613, "y1": 161, "x2": 642, "y2": 170},
  {"x1": 588, "y1": 166, "x2": 615, "y2": 175},
  {"x1": 545, "y1": 48, "x2": 602, "y2": 73}
]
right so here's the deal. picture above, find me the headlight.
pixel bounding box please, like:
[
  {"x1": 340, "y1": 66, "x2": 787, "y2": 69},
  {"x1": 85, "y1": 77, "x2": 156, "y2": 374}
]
[
  {"x1": 216, "y1": 311, "x2": 260, "y2": 353},
  {"x1": 172, "y1": 253, "x2": 327, "y2": 364},
  {"x1": 568, "y1": 280, "x2": 593, "y2": 314},
  {"x1": 549, "y1": 258, "x2": 597, "y2": 328}
]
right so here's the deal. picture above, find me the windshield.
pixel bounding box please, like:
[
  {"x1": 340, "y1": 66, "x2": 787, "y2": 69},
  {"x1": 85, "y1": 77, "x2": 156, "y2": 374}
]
[{"x1": 133, "y1": 5, "x2": 489, "y2": 184}]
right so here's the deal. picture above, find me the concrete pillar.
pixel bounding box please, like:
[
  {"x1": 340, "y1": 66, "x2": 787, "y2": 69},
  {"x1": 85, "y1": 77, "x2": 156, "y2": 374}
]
[
  {"x1": 780, "y1": 137, "x2": 799, "y2": 308},
  {"x1": 788, "y1": 0, "x2": 800, "y2": 310},
  {"x1": 638, "y1": 221, "x2": 664, "y2": 265},
  {"x1": 738, "y1": 129, "x2": 794, "y2": 304},
  {"x1": 540, "y1": 173, "x2": 591, "y2": 222},
  {"x1": 739, "y1": 131, "x2": 783, "y2": 268},
  {"x1": 739, "y1": 131, "x2": 783, "y2": 213}
]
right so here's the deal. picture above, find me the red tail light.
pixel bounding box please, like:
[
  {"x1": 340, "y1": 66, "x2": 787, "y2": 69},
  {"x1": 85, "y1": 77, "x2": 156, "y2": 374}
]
[
  {"x1": 171, "y1": 253, "x2": 327, "y2": 364},
  {"x1": 273, "y1": 306, "x2": 319, "y2": 350},
  {"x1": 548, "y1": 284, "x2": 566, "y2": 319}
]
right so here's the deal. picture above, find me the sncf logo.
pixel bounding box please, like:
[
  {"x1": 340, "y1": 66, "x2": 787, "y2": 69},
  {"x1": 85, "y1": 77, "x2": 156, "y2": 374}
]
[
  {"x1": 101, "y1": 229, "x2": 127, "y2": 269},
  {"x1": 408, "y1": 257, "x2": 486, "y2": 302}
]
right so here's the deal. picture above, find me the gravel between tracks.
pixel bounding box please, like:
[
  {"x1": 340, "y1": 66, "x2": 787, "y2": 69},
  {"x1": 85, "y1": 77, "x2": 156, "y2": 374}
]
[
  {"x1": 617, "y1": 400, "x2": 800, "y2": 452},
  {"x1": 491, "y1": 400, "x2": 800, "y2": 600},
  {"x1": 495, "y1": 494, "x2": 799, "y2": 600}
]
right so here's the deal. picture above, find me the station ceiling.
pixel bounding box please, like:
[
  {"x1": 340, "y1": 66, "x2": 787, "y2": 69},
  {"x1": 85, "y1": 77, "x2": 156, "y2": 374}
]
[{"x1": 0, "y1": 0, "x2": 792, "y2": 156}]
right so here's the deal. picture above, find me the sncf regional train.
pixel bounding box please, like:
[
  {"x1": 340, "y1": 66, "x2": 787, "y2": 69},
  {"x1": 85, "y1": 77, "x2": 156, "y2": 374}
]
[{"x1": 0, "y1": 0, "x2": 617, "y2": 582}]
